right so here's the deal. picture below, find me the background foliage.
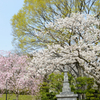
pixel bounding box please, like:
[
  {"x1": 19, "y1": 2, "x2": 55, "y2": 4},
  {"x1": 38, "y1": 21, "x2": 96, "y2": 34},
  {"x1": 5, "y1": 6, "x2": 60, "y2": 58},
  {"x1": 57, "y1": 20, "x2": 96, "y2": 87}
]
[
  {"x1": 36, "y1": 72, "x2": 100, "y2": 100},
  {"x1": 11, "y1": 0, "x2": 100, "y2": 53}
]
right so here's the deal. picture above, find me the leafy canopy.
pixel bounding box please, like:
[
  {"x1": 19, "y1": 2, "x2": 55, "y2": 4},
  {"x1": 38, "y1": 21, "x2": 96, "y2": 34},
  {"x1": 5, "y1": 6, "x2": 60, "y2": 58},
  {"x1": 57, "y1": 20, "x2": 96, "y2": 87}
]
[{"x1": 11, "y1": 0, "x2": 100, "y2": 53}]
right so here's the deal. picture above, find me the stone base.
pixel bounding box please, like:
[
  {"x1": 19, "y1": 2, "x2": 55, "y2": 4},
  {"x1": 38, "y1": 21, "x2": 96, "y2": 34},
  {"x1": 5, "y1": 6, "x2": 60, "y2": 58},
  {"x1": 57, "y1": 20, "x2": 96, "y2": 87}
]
[{"x1": 56, "y1": 94, "x2": 78, "y2": 100}]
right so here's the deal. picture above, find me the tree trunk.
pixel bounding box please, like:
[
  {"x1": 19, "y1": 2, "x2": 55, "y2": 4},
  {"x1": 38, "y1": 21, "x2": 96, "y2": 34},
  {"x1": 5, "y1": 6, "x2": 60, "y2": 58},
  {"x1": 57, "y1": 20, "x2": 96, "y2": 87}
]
[
  {"x1": 76, "y1": 62, "x2": 86, "y2": 100},
  {"x1": 16, "y1": 93, "x2": 19, "y2": 100},
  {"x1": 98, "y1": 84, "x2": 100, "y2": 92}
]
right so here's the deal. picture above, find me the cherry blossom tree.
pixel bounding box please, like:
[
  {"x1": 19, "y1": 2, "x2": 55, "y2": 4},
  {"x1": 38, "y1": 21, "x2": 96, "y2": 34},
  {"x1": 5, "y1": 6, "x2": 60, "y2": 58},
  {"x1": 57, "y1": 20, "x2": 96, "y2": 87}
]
[
  {"x1": 0, "y1": 51, "x2": 42, "y2": 100},
  {"x1": 30, "y1": 13, "x2": 100, "y2": 90}
]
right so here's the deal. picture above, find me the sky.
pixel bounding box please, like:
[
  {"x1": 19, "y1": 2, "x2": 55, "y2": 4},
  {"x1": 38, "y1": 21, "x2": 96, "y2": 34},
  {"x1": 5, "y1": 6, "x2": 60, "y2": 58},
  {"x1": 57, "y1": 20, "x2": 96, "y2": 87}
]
[{"x1": 0, "y1": 0, "x2": 24, "y2": 51}]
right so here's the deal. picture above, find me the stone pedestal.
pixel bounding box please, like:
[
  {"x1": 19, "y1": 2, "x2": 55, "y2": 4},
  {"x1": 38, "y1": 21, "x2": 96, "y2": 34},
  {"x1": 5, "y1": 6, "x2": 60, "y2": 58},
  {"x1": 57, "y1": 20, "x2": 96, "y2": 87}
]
[{"x1": 56, "y1": 66, "x2": 78, "y2": 100}]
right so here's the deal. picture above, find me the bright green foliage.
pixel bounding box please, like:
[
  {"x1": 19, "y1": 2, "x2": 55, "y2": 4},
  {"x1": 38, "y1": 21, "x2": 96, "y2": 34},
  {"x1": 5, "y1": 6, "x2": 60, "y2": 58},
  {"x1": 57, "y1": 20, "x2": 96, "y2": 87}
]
[
  {"x1": 48, "y1": 72, "x2": 64, "y2": 93},
  {"x1": 37, "y1": 82, "x2": 57, "y2": 100},
  {"x1": 75, "y1": 77, "x2": 94, "y2": 94},
  {"x1": 11, "y1": 0, "x2": 100, "y2": 53},
  {"x1": 68, "y1": 73, "x2": 100, "y2": 100},
  {"x1": 36, "y1": 72, "x2": 64, "y2": 100},
  {"x1": 36, "y1": 72, "x2": 100, "y2": 100},
  {"x1": 67, "y1": 72, "x2": 76, "y2": 92}
]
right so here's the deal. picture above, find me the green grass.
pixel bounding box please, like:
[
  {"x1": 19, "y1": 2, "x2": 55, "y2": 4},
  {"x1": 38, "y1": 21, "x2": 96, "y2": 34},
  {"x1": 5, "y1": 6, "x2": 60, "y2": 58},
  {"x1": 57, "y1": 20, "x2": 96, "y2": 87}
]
[{"x1": 0, "y1": 94, "x2": 35, "y2": 100}]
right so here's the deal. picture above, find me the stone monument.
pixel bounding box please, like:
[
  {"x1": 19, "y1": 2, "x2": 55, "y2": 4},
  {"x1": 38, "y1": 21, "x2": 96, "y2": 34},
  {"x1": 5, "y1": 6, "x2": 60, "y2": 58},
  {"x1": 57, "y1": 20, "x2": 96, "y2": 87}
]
[{"x1": 56, "y1": 65, "x2": 78, "y2": 100}]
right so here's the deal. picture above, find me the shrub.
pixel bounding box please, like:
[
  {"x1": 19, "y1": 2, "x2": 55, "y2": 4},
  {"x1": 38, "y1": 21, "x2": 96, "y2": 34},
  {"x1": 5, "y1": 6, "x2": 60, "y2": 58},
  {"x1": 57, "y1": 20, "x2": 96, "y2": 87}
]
[
  {"x1": 36, "y1": 72, "x2": 100, "y2": 100},
  {"x1": 36, "y1": 72, "x2": 64, "y2": 100}
]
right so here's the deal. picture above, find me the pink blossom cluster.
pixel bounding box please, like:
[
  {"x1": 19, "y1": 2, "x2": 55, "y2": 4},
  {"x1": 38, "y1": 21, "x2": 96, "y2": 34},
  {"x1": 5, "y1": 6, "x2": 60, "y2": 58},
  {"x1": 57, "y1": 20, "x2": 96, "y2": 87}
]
[{"x1": 0, "y1": 51, "x2": 42, "y2": 95}]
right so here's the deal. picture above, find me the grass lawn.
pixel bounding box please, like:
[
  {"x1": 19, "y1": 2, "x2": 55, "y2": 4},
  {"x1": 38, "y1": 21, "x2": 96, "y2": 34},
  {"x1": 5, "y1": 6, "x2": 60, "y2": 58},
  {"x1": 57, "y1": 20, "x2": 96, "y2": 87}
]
[{"x1": 0, "y1": 94, "x2": 35, "y2": 100}]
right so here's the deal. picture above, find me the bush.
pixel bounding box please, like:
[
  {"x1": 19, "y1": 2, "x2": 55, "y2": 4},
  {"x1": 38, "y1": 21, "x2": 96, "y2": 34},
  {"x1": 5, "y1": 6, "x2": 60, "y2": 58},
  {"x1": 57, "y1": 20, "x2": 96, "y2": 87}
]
[
  {"x1": 36, "y1": 72, "x2": 100, "y2": 100},
  {"x1": 36, "y1": 72, "x2": 64, "y2": 100},
  {"x1": 68, "y1": 73, "x2": 100, "y2": 100}
]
